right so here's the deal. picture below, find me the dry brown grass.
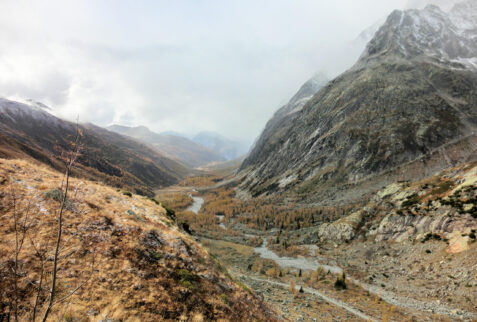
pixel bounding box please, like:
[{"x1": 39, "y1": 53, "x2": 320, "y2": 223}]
[{"x1": 0, "y1": 159, "x2": 278, "y2": 321}]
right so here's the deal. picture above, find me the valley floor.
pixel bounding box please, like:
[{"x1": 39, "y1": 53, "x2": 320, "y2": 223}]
[
  {"x1": 201, "y1": 235, "x2": 475, "y2": 322},
  {"x1": 158, "y1": 167, "x2": 477, "y2": 321}
]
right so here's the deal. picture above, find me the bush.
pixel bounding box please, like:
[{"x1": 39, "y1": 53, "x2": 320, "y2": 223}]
[
  {"x1": 469, "y1": 231, "x2": 476, "y2": 241},
  {"x1": 177, "y1": 269, "x2": 196, "y2": 290},
  {"x1": 219, "y1": 294, "x2": 229, "y2": 305},
  {"x1": 122, "y1": 191, "x2": 132, "y2": 197},
  {"x1": 421, "y1": 233, "x2": 441, "y2": 243},
  {"x1": 334, "y1": 272, "x2": 347, "y2": 290},
  {"x1": 44, "y1": 189, "x2": 74, "y2": 210},
  {"x1": 179, "y1": 221, "x2": 192, "y2": 234},
  {"x1": 289, "y1": 280, "x2": 296, "y2": 294},
  {"x1": 401, "y1": 194, "x2": 419, "y2": 208}
]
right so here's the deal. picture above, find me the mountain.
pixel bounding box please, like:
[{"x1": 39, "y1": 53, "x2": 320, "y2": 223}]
[
  {"x1": 239, "y1": 1, "x2": 477, "y2": 202},
  {"x1": 193, "y1": 131, "x2": 249, "y2": 161},
  {"x1": 0, "y1": 98, "x2": 189, "y2": 196},
  {"x1": 0, "y1": 158, "x2": 277, "y2": 320},
  {"x1": 195, "y1": 155, "x2": 247, "y2": 177},
  {"x1": 108, "y1": 125, "x2": 225, "y2": 168},
  {"x1": 354, "y1": 17, "x2": 386, "y2": 47},
  {"x1": 160, "y1": 130, "x2": 191, "y2": 138}
]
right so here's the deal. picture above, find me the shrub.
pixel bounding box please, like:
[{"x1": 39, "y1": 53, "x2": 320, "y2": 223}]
[
  {"x1": 289, "y1": 280, "x2": 296, "y2": 294},
  {"x1": 122, "y1": 191, "x2": 132, "y2": 197},
  {"x1": 219, "y1": 294, "x2": 229, "y2": 305},
  {"x1": 178, "y1": 269, "x2": 196, "y2": 290},
  {"x1": 44, "y1": 189, "x2": 74, "y2": 210},
  {"x1": 334, "y1": 272, "x2": 347, "y2": 290},
  {"x1": 469, "y1": 231, "x2": 476, "y2": 241},
  {"x1": 421, "y1": 233, "x2": 441, "y2": 243},
  {"x1": 401, "y1": 194, "x2": 419, "y2": 208},
  {"x1": 179, "y1": 221, "x2": 192, "y2": 234}
]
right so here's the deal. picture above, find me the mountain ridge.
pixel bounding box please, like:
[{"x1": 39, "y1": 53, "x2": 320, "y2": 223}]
[
  {"x1": 0, "y1": 98, "x2": 189, "y2": 196},
  {"x1": 239, "y1": 1, "x2": 477, "y2": 202},
  {"x1": 107, "y1": 124, "x2": 225, "y2": 168}
]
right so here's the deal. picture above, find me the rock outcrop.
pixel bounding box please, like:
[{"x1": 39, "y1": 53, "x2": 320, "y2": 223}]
[{"x1": 317, "y1": 211, "x2": 363, "y2": 244}]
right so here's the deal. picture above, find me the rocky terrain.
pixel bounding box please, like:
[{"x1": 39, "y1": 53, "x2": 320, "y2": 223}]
[
  {"x1": 166, "y1": 156, "x2": 477, "y2": 320},
  {"x1": 250, "y1": 160, "x2": 477, "y2": 319},
  {"x1": 0, "y1": 158, "x2": 277, "y2": 321},
  {"x1": 239, "y1": 1, "x2": 477, "y2": 203},
  {"x1": 2, "y1": 1, "x2": 477, "y2": 321}
]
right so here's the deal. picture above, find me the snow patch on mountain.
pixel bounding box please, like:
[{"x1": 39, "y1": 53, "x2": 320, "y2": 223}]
[
  {"x1": 0, "y1": 97, "x2": 71, "y2": 129},
  {"x1": 362, "y1": 1, "x2": 477, "y2": 66},
  {"x1": 449, "y1": 0, "x2": 477, "y2": 30}
]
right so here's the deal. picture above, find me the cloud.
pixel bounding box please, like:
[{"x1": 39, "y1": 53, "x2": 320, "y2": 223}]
[
  {"x1": 0, "y1": 0, "x2": 465, "y2": 144},
  {"x1": 405, "y1": 0, "x2": 462, "y2": 10}
]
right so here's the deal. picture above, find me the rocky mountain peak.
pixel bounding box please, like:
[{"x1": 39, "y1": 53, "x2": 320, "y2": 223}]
[
  {"x1": 362, "y1": 3, "x2": 477, "y2": 63},
  {"x1": 449, "y1": 0, "x2": 477, "y2": 30},
  {"x1": 239, "y1": 2, "x2": 477, "y2": 202}
]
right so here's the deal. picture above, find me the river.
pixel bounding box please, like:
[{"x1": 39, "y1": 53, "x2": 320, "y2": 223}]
[
  {"x1": 186, "y1": 196, "x2": 204, "y2": 214},
  {"x1": 189, "y1": 195, "x2": 342, "y2": 273},
  {"x1": 253, "y1": 238, "x2": 342, "y2": 274}
]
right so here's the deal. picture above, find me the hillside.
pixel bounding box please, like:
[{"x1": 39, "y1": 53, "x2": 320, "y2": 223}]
[
  {"x1": 0, "y1": 98, "x2": 189, "y2": 196},
  {"x1": 239, "y1": 2, "x2": 477, "y2": 202},
  {"x1": 108, "y1": 125, "x2": 224, "y2": 168},
  {"x1": 0, "y1": 158, "x2": 278, "y2": 321}
]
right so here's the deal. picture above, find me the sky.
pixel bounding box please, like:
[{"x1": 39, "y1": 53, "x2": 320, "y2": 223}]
[{"x1": 0, "y1": 0, "x2": 462, "y2": 145}]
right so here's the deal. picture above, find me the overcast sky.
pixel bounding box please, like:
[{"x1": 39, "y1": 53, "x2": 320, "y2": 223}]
[{"x1": 0, "y1": 0, "x2": 462, "y2": 145}]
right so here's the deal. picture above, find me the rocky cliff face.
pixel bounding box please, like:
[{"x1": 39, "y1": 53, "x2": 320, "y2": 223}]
[
  {"x1": 240, "y1": 73, "x2": 328, "y2": 175},
  {"x1": 239, "y1": 1, "x2": 477, "y2": 202}
]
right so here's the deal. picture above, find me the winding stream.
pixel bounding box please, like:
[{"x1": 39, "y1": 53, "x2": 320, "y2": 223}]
[
  {"x1": 187, "y1": 195, "x2": 340, "y2": 275},
  {"x1": 187, "y1": 193, "x2": 475, "y2": 320},
  {"x1": 253, "y1": 238, "x2": 475, "y2": 320},
  {"x1": 253, "y1": 238, "x2": 343, "y2": 274},
  {"x1": 186, "y1": 196, "x2": 204, "y2": 214},
  {"x1": 186, "y1": 195, "x2": 226, "y2": 228}
]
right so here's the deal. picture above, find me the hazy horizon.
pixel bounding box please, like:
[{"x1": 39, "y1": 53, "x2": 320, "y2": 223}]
[{"x1": 0, "y1": 0, "x2": 462, "y2": 145}]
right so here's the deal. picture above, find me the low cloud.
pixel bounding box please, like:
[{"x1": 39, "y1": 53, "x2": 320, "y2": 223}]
[
  {"x1": 405, "y1": 0, "x2": 462, "y2": 9},
  {"x1": 0, "y1": 0, "x2": 465, "y2": 143}
]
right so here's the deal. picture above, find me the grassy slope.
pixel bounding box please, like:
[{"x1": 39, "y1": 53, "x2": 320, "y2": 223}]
[{"x1": 0, "y1": 158, "x2": 278, "y2": 321}]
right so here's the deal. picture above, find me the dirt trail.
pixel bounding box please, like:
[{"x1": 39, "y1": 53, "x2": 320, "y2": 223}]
[
  {"x1": 351, "y1": 278, "x2": 477, "y2": 321},
  {"x1": 239, "y1": 275, "x2": 378, "y2": 322},
  {"x1": 249, "y1": 236, "x2": 477, "y2": 321}
]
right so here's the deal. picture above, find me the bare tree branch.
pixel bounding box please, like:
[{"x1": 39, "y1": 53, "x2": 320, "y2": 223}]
[
  {"x1": 41, "y1": 122, "x2": 82, "y2": 322},
  {"x1": 10, "y1": 179, "x2": 19, "y2": 322}
]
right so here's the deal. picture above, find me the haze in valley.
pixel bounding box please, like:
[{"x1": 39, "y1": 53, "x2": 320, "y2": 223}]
[{"x1": 0, "y1": 0, "x2": 462, "y2": 146}]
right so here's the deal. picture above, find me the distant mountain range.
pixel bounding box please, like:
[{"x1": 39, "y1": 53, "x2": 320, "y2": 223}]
[
  {"x1": 0, "y1": 98, "x2": 189, "y2": 196},
  {"x1": 158, "y1": 129, "x2": 251, "y2": 161},
  {"x1": 108, "y1": 125, "x2": 225, "y2": 168},
  {"x1": 192, "y1": 131, "x2": 249, "y2": 161},
  {"x1": 239, "y1": 0, "x2": 477, "y2": 202}
]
